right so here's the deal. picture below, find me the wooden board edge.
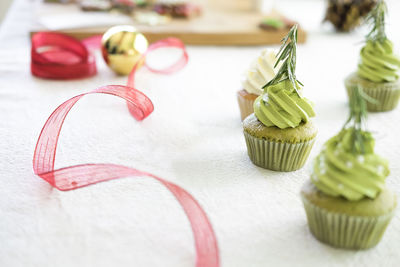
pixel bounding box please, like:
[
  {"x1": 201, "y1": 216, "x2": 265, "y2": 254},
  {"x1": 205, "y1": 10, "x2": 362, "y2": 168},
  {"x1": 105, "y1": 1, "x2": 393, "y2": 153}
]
[{"x1": 30, "y1": 28, "x2": 307, "y2": 46}]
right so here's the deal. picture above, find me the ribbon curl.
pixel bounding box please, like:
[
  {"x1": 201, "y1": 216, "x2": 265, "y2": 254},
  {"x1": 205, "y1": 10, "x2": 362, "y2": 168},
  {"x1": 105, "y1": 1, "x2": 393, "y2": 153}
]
[{"x1": 31, "y1": 32, "x2": 218, "y2": 267}]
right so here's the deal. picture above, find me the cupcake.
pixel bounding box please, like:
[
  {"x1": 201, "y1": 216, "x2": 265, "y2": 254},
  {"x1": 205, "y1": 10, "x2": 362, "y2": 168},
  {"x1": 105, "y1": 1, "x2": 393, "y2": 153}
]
[
  {"x1": 243, "y1": 25, "x2": 317, "y2": 171},
  {"x1": 301, "y1": 86, "x2": 397, "y2": 249},
  {"x1": 237, "y1": 49, "x2": 279, "y2": 121},
  {"x1": 345, "y1": 1, "x2": 400, "y2": 112}
]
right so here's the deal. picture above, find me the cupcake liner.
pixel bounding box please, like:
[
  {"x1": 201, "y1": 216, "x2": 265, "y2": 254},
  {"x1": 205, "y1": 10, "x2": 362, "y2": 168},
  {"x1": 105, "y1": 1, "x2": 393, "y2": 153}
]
[
  {"x1": 345, "y1": 74, "x2": 400, "y2": 112},
  {"x1": 301, "y1": 195, "x2": 395, "y2": 250},
  {"x1": 237, "y1": 91, "x2": 257, "y2": 121},
  {"x1": 243, "y1": 131, "x2": 315, "y2": 171}
]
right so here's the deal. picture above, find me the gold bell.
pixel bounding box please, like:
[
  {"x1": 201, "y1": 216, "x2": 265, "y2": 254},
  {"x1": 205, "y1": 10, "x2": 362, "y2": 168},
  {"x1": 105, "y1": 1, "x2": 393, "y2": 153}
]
[{"x1": 101, "y1": 25, "x2": 149, "y2": 75}]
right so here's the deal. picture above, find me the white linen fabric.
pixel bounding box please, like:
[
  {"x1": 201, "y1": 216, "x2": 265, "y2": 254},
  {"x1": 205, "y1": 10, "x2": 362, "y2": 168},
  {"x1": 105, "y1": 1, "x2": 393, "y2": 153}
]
[{"x1": 1, "y1": 0, "x2": 400, "y2": 266}]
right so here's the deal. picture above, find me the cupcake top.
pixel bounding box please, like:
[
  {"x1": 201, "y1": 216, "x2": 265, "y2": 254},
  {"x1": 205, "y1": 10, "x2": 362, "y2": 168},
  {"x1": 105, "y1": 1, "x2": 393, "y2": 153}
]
[
  {"x1": 357, "y1": 1, "x2": 400, "y2": 83},
  {"x1": 253, "y1": 25, "x2": 315, "y2": 129},
  {"x1": 242, "y1": 49, "x2": 279, "y2": 95},
  {"x1": 311, "y1": 87, "x2": 390, "y2": 201},
  {"x1": 253, "y1": 80, "x2": 315, "y2": 129}
]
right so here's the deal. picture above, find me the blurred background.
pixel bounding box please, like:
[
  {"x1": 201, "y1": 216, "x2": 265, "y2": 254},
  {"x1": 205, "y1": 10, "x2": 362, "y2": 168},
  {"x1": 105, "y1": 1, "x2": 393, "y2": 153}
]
[
  {"x1": 0, "y1": 0, "x2": 394, "y2": 46},
  {"x1": 0, "y1": 0, "x2": 13, "y2": 23}
]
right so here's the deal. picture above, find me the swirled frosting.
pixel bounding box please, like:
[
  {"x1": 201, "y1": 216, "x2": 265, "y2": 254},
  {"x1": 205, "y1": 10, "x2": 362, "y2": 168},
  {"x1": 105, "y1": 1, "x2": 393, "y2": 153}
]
[
  {"x1": 312, "y1": 128, "x2": 389, "y2": 201},
  {"x1": 242, "y1": 49, "x2": 279, "y2": 95},
  {"x1": 253, "y1": 80, "x2": 315, "y2": 129},
  {"x1": 358, "y1": 39, "x2": 400, "y2": 83}
]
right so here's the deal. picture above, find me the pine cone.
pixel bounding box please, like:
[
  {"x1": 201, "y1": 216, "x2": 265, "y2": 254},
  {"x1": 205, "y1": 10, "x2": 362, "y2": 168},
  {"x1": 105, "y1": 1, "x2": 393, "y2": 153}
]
[{"x1": 324, "y1": 0, "x2": 377, "y2": 32}]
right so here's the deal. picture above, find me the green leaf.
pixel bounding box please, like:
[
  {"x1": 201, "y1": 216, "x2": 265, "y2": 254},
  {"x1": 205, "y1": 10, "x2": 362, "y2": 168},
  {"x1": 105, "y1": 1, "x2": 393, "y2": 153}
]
[
  {"x1": 262, "y1": 24, "x2": 302, "y2": 96},
  {"x1": 344, "y1": 85, "x2": 378, "y2": 154},
  {"x1": 365, "y1": 0, "x2": 387, "y2": 43}
]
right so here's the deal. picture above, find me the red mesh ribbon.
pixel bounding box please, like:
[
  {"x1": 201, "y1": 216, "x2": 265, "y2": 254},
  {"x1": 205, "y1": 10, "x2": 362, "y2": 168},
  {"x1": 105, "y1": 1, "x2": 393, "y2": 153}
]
[
  {"x1": 31, "y1": 32, "x2": 98, "y2": 79},
  {"x1": 32, "y1": 32, "x2": 219, "y2": 267}
]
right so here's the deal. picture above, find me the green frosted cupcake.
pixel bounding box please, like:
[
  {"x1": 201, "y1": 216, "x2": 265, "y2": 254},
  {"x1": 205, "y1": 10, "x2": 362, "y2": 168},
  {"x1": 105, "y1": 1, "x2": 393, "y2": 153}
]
[
  {"x1": 243, "y1": 25, "x2": 317, "y2": 171},
  {"x1": 301, "y1": 87, "x2": 397, "y2": 250},
  {"x1": 345, "y1": 1, "x2": 400, "y2": 112}
]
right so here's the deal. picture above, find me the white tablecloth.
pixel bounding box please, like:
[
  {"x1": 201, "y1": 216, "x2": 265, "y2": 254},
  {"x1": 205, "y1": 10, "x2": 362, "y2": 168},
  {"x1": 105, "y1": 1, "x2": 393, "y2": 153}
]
[{"x1": 1, "y1": 0, "x2": 400, "y2": 266}]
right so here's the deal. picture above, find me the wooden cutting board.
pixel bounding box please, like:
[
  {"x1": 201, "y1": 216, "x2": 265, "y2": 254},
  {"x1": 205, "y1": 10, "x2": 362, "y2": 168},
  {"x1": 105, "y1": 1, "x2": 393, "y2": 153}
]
[{"x1": 32, "y1": 3, "x2": 307, "y2": 45}]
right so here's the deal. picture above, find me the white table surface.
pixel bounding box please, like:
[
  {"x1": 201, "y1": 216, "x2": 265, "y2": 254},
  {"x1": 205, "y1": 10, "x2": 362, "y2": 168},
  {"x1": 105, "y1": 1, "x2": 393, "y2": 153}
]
[{"x1": 1, "y1": 0, "x2": 400, "y2": 266}]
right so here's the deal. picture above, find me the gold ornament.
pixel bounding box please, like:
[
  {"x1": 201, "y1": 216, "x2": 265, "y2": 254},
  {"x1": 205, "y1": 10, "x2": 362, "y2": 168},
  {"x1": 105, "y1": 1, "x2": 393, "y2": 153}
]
[{"x1": 101, "y1": 25, "x2": 149, "y2": 75}]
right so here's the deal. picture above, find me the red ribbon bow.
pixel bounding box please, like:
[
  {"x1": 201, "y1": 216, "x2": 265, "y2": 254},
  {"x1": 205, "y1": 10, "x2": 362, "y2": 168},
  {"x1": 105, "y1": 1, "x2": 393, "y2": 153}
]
[
  {"x1": 31, "y1": 32, "x2": 219, "y2": 267},
  {"x1": 31, "y1": 32, "x2": 98, "y2": 79}
]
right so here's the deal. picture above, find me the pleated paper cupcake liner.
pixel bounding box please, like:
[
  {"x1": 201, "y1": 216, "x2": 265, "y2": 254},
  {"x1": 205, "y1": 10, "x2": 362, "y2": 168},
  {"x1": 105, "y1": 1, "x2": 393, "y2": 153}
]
[
  {"x1": 301, "y1": 195, "x2": 395, "y2": 250},
  {"x1": 237, "y1": 92, "x2": 256, "y2": 121},
  {"x1": 345, "y1": 76, "x2": 400, "y2": 112},
  {"x1": 243, "y1": 131, "x2": 315, "y2": 171}
]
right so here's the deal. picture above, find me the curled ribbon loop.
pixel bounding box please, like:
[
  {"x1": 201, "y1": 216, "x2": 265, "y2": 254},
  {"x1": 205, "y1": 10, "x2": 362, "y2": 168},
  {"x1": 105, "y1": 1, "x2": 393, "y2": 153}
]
[
  {"x1": 146, "y1": 37, "x2": 189, "y2": 74},
  {"x1": 127, "y1": 37, "x2": 189, "y2": 87},
  {"x1": 32, "y1": 32, "x2": 219, "y2": 267}
]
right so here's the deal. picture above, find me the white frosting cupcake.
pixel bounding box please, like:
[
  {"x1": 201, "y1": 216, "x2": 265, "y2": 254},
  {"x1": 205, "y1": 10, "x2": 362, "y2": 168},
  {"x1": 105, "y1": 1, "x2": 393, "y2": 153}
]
[{"x1": 242, "y1": 49, "x2": 279, "y2": 95}]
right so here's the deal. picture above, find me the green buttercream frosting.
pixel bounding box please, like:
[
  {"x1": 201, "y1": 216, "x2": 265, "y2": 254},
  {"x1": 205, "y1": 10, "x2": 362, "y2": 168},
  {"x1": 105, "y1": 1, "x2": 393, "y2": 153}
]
[
  {"x1": 254, "y1": 80, "x2": 315, "y2": 129},
  {"x1": 358, "y1": 39, "x2": 400, "y2": 83},
  {"x1": 311, "y1": 128, "x2": 389, "y2": 201}
]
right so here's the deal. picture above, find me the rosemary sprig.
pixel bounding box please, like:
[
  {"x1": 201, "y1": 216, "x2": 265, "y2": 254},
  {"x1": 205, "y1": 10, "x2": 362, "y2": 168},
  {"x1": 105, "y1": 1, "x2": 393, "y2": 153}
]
[
  {"x1": 365, "y1": 0, "x2": 387, "y2": 43},
  {"x1": 263, "y1": 24, "x2": 302, "y2": 95},
  {"x1": 343, "y1": 86, "x2": 377, "y2": 154}
]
